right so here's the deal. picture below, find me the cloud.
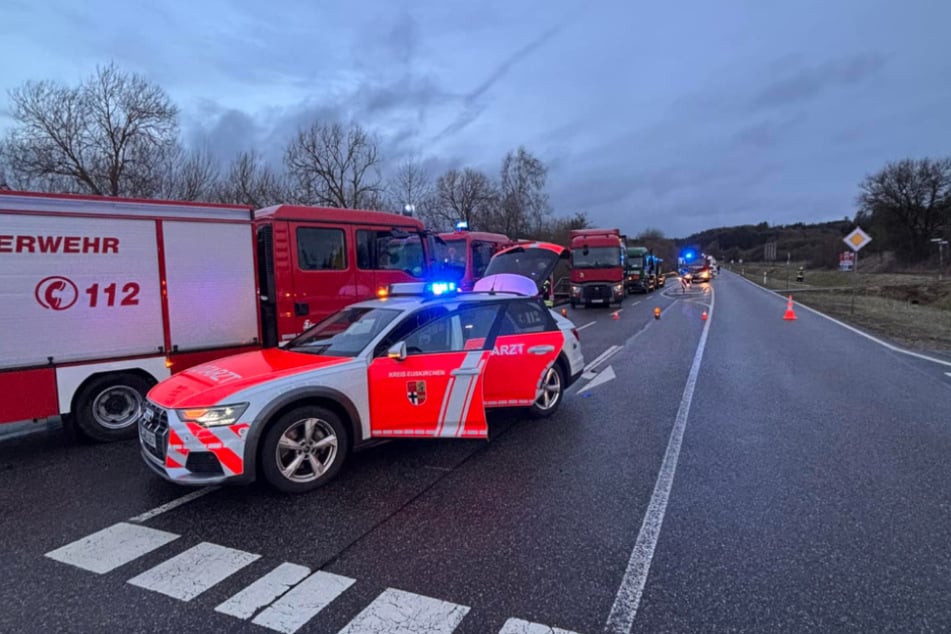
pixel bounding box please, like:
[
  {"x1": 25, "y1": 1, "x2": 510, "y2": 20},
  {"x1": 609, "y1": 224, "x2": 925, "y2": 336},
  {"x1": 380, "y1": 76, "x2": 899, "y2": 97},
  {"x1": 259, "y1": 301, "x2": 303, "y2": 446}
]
[{"x1": 752, "y1": 52, "x2": 886, "y2": 109}]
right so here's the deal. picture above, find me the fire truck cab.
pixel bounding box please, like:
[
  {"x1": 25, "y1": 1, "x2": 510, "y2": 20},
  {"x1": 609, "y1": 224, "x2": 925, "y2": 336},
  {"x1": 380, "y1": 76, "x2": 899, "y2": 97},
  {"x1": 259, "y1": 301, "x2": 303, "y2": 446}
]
[{"x1": 436, "y1": 225, "x2": 511, "y2": 291}]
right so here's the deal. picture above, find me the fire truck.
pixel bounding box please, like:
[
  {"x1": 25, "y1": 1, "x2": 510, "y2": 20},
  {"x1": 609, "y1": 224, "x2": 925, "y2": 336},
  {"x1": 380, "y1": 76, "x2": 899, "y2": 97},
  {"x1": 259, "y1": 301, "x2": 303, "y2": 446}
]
[
  {"x1": 436, "y1": 224, "x2": 511, "y2": 291},
  {"x1": 0, "y1": 191, "x2": 438, "y2": 442},
  {"x1": 568, "y1": 228, "x2": 626, "y2": 308}
]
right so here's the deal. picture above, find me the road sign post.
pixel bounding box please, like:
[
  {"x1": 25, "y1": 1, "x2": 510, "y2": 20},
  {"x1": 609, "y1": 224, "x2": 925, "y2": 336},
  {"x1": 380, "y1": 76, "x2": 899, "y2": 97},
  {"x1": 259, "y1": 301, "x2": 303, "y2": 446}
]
[{"x1": 844, "y1": 227, "x2": 872, "y2": 315}]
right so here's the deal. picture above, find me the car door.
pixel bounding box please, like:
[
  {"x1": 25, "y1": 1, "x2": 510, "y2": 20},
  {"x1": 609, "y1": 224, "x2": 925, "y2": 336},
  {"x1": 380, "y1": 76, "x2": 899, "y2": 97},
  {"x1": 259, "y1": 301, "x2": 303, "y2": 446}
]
[
  {"x1": 367, "y1": 302, "x2": 504, "y2": 439},
  {"x1": 483, "y1": 299, "x2": 564, "y2": 407}
]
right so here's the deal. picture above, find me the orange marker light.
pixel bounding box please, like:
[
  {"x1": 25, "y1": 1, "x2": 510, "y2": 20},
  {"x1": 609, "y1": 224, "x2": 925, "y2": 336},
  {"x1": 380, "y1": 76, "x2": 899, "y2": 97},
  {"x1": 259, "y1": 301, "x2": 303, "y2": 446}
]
[
  {"x1": 165, "y1": 358, "x2": 174, "y2": 369},
  {"x1": 377, "y1": 287, "x2": 388, "y2": 298}
]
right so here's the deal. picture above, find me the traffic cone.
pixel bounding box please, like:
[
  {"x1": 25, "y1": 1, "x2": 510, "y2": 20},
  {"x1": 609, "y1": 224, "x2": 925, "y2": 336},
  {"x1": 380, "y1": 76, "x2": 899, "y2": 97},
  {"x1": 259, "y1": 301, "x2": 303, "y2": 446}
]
[
  {"x1": 783, "y1": 295, "x2": 797, "y2": 321},
  {"x1": 654, "y1": 307, "x2": 661, "y2": 320},
  {"x1": 701, "y1": 310, "x2": 708, "y2": 321},
  {"x1": 561, "y1": 308, "x2": 567, "y2": 317},
  {"x1": 612, "y1": 311, "x2": 620, "y2": 320}
]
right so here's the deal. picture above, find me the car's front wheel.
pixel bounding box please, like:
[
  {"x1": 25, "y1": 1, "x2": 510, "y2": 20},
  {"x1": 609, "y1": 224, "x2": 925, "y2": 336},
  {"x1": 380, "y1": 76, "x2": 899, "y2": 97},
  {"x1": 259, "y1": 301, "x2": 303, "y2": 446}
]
[
  {"x1": 260, "y1": 406, "x2": 349, "y2": 493},
  {"x1": 530, "y1": 363, "x2": 565, "y2": 418}
]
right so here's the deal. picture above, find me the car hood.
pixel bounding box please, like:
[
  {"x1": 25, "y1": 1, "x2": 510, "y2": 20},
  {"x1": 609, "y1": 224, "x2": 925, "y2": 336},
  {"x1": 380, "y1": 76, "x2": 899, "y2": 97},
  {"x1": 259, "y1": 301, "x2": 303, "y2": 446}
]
[
  {"x1": 483, "y1": 242, "x2": 568, "y2": 293},
  {"x1": 148, "y1": 349, "x2": 352, "y2": 409}
]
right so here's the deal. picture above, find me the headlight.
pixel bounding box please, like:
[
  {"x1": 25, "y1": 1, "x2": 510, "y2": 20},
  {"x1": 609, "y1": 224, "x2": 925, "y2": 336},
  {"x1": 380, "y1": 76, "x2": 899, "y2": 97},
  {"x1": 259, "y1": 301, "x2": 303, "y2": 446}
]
[
  {"x1": 571, "y1": 285, "x2": 581, "y2": 295},
  {"x1": 176, "y1": 403, "x2": 249, "y2": 427},
  {"x1": 614, "y1": 283, "x2": 624, "y2": 293}
]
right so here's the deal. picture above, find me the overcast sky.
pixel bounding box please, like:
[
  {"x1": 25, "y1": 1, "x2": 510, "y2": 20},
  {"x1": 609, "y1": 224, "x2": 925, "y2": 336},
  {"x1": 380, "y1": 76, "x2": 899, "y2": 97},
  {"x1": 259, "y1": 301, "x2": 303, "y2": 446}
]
[{"x1": 2, "y1": 0, "x2": 950, "y2": 238}]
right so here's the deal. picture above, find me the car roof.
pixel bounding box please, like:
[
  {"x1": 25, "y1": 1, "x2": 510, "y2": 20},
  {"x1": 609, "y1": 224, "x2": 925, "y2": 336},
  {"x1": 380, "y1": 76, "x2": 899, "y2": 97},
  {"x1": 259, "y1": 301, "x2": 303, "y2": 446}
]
[{"x1": 352, "y1": 290, "x2": 531, "y2": 312}]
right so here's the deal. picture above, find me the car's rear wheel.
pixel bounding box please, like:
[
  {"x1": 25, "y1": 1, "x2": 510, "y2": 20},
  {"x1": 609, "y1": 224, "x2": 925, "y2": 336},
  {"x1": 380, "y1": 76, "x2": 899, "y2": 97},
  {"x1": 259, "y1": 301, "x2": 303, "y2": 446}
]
[
  {"x1": 530, "y1": 363, "x2": 565, "y2": 418},
  {"x1": 260, "y1": 406, "x2": 348, "y2": 493}
]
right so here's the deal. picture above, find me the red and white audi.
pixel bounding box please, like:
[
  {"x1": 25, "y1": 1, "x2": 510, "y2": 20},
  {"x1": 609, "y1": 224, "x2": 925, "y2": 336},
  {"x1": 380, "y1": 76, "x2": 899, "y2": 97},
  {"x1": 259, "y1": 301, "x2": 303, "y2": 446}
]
[{"x1": 139, "y1": 266, "x2": 584, "y2": 493}]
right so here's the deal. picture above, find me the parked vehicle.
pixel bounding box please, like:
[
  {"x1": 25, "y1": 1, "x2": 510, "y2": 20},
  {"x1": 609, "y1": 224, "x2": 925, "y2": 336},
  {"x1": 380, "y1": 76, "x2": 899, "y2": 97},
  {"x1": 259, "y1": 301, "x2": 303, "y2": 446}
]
[
  {"x1": 568, "y1": 229, "x2": 625, "y2": 307},
  {"x1": 0, "y1": 191, "x2": 439, "y2": 441},
  {"x1": 436, "y1": 228, "x2": 511, "y2": 291}
]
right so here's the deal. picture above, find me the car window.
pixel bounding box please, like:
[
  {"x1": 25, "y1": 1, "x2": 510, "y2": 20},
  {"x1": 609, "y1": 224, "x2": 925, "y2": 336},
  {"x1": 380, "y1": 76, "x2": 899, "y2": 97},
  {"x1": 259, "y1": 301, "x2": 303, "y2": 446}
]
[
  {"x1": 404, "y1": 303, "x2": 501, "y2": 354},
  {"x1": 499, "y1": 300, "x2": 556, "y2": 335},
  {"x1": 297, "y1": 227, "x2": 346, "y2": 271}
]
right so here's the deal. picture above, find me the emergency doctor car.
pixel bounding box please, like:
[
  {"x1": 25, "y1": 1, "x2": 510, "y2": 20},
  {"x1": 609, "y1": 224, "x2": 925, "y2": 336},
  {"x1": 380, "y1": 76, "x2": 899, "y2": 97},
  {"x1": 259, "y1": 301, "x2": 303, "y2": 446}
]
[{"x1": 139, "y1": 265, "x2": 584, "y2": 493}]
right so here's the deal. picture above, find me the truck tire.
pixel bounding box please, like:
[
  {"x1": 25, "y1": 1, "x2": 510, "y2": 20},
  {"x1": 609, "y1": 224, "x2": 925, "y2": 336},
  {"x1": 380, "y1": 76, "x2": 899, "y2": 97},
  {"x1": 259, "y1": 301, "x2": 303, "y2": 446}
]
[
  {"x1": 529, "y1": 363, "x2": 565, "y2": 418},
  {"x1": 260, "y1": 405, "x2": 349, "y2": 494},
  {"x1": 74, "y1": 373, "x2": 154, "y2": 442}
]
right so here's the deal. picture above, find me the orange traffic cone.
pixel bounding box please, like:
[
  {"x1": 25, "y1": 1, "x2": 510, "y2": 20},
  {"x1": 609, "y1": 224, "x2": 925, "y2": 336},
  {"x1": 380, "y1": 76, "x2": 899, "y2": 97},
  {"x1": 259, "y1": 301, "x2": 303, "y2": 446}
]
[
  {"x1": 653, "y1": 307, "x2": 661, "y2": 320},
  {"x1": 701, "y1": 310, "x2": 708, "y2": 321},
  {"x1": 561, "y1": 308, "x2": 567, "y2": 317},
  {"x1": 783, "y1": 295, "x2": 797, "y2": 321},
  {"x1": 612, "y1": 311, "x2": 620, "y2": 320}
]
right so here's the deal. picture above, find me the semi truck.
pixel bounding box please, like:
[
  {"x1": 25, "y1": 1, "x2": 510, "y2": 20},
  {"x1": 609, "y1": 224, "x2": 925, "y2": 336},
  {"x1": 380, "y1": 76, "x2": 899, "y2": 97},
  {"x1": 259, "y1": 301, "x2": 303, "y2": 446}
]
[
  {"x1": 568, "y1": 228, "x2": 625, "y2": 307},
  {"x1": 0, "y1": 191, "x2": 439, "y2": 441}
]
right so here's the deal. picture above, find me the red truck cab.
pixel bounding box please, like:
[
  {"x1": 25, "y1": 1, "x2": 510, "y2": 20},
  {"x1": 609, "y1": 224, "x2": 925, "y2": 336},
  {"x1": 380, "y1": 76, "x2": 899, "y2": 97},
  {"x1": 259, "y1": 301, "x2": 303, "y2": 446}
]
[
  {"x1": 568, "y1": 228, "x2": 625, "y2": 308},
  {"x1": 436, "y1": 229, "x2": 511, "y2": 291}
]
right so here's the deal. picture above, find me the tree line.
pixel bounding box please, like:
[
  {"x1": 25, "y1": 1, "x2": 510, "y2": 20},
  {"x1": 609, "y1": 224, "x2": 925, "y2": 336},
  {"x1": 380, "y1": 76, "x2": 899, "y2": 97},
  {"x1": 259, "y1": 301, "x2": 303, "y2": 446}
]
[{"x1": 0, "y1": 63, "x2": 588, "y2": 243}]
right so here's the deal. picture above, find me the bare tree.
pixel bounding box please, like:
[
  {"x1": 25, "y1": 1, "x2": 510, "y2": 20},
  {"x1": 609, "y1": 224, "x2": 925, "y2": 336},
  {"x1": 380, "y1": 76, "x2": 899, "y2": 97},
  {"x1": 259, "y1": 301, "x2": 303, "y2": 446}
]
[
  {"x1": 284, "y1": 121, "x2": 384, "y2": 208},
  {"x1": 2, "y1": 63, "x2": 179, "y2": 197},
  {"x1": 857, "y1": 157, "x2": 951, "y2": 261},
  {"x1": 388, "y1": 156, "x2": 436, "y2": 216},
  {"x1": 491, "y1": 146, "x2": 551, "y2": 238},
  {"x1": 432, "y1": 167, "x2": 497, "y2": 231},
  {"x1": 214, "y1": 150, "x2": 287, "y2": 208},
  {"x1": 158, "y1": 146, "x2": 220, "y2": 202}
]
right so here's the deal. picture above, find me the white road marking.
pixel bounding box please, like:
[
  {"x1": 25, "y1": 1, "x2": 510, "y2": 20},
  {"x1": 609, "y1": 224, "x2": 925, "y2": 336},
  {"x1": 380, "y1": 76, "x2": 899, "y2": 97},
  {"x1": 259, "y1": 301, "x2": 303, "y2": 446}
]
[
  {"x1": 577, "y1": 320, "x2": 597, "y2": 331},
  {"x1": 127, "y1": 542, "x2": 260, "y2": 601},
  {"x1": 736, "y1": 274, "x2": 951, "y2": 368},
  {"x1": 578, "y1": 365, "x2": 616, "y2": 392},
  {"x1": 215, "y1": 562, "x2": 311, "y2": 620},
  {"x1": 499, "y1": 617, "x2": 579, "y2": 633},
  {"x1": 337, "y1": 587, "x2": 469, "y2": 634},
  {"x1": 252, "y1": 570, "x2": 355, "y2": 633},
  {"x1": 605, "y1": 285, "x2": 716, "y2": 633},
  {"x1": 946, "y1": 372, "x2": 951, "y2": 378},
  {"x1": 45, "y1": 522, "x2": 179, "y2": 574},
  {"x1": 583, "y1": 344, "x2": 620, "y2": 372},
  {"x1": 128, "y1": 487, "x2": 220, "y2": 522}
]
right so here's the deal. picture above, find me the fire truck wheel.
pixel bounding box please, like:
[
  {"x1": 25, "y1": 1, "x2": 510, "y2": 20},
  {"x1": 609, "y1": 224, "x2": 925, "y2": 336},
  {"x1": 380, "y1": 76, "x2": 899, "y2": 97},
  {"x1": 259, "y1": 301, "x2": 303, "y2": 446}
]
[
  {"x1": 74, "y1": 373, "x2": 154, "y2": 442},
  {"x1": 260, "y1": 406, "x2": 349, "y2": 494},
  {"x1": 530, "y1": 363, "x2": 565, "y2": 418}
]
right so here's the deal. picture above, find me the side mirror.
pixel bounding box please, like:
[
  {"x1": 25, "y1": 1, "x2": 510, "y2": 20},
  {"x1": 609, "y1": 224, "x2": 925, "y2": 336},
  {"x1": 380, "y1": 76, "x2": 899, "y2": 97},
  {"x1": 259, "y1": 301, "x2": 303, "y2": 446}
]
[{"x1": 387, "y1": 341, "x2": 407, "y2": 361}]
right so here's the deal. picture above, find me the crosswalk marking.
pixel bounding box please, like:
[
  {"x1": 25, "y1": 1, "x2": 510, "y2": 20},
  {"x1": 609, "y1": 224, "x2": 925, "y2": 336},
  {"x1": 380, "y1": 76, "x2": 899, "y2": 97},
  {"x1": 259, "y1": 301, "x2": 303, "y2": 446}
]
[
  {"x1": 44, "y1": 522, "x2": 179, "y2": 574},
  {"x1": 252, "y1": 570, "x2": 356, "y2": 633},
  {"x1": 338, "y1": 587, "x2": 470, "y2": 634},
  {"x1": 215, "y1": 562, "x2": 311, "y2": 620},
  {"x1": 498, "y1": 617, "x2": 580, "y2": 633},
  {"x1": 127, "y1": 542, "x2": 260, "y2": 601}
]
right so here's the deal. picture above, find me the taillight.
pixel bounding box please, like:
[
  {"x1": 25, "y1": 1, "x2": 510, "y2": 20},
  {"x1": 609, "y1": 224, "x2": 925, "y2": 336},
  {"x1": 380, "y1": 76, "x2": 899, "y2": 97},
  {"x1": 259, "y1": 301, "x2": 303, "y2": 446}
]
[{"x1": 571, "y1": 328, "x2": 580, "y2": 341}]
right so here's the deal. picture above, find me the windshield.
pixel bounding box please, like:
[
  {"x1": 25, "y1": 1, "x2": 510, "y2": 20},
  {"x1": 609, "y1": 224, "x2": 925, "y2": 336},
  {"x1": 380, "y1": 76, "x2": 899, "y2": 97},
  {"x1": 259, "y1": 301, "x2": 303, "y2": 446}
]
[
  {"x1": 378, "y1": 235, "x2": 426, "y2": 278},
  {"x1": 572, "y1": 247, "x2": 621, "y2": 269},
  {"x1": 287, "y1": 307, "x2": 401, "y2": 357},
  {"x1": 627, "y1": 256, "x2": 644, "y2": 270},
  {"x1": 435, "y1": 237, "x2": 468, "y2": 279}
]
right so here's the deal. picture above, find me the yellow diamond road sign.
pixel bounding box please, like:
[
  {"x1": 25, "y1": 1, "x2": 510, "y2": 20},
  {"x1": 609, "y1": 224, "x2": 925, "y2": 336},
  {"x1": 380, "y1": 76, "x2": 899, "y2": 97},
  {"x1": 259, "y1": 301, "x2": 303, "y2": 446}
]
[{"x1": 844, "y1": 227, "x2": 872, "y2": 252}]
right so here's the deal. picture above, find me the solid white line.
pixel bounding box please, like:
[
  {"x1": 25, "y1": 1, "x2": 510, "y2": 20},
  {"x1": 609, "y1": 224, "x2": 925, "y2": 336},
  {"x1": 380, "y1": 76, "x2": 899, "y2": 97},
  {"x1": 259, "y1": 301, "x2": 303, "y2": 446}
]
[
  {"x1": 735, "y1": 273, "x2": 951, "y2": 369},
  {"x1": 605, "y1": 285, "x2": 715, "y2": 633},
  {"x1": 128, "y1": 487, "x2": 220, "y2": 523},
  {"x1": 252, "y1": 570, "x2": 355, "y2": 633},
  {"x1": 127, "y1": 542, "x2": 260, "y2": 601},
  {"x1": 583, "y1": 345, "x2": 620, "y2": 372},
  {"x1": 45, "y1": 522, "x2": 179, "y2": 574},
  {"x1": 577, "y1": 320, "x2": 597, "y2": 331},
  {"x1": 945, "y1": 372, "x2": 951, "y2": 378},
  {"x1": 337, "y1": 587, "x2": 470, "y2": 634},
  {"x1": 215, "y1": 562, "x2": 311, "y2": 620},
  {"x1": 498, "y1": 617, "x2": 579, "y2": 633}
]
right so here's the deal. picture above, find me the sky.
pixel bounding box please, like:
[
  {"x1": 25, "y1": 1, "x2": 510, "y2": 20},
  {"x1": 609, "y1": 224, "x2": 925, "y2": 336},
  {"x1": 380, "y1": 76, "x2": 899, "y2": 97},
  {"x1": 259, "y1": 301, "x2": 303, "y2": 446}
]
[{"x1": 1, "y1": 0, "x2": 950, "y2": 238}]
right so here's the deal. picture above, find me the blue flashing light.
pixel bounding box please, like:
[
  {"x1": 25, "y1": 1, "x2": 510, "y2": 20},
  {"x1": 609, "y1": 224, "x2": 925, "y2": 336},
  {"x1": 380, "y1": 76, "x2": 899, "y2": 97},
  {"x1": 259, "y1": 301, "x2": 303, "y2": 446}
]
[
  {"x1": 455, "y1": 221, "x2": 469, "y2": 231},
  {"x1": 428, "y1": 281, "x2": 458, "y2": 296},
  {"x1": 683, "y1": 249, "x2": 696, "y2": 261}
]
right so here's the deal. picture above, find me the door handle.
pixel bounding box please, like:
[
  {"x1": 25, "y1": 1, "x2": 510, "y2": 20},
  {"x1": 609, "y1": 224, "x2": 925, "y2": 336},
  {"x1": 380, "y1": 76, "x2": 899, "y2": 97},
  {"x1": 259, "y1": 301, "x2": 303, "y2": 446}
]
[
  {"x1": 294, "y1": 302, "x2": 309, "y2": 316},
  {"x1": 528, "y1": 345, "x2": 555, "y2": 355}
]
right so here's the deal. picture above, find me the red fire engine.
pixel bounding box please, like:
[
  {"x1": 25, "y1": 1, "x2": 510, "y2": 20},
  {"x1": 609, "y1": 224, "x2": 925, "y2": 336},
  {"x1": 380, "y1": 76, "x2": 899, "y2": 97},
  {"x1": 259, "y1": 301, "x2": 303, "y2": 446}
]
[{"x1": 0, "y1": 191, "x2": 438, "y2": 441}]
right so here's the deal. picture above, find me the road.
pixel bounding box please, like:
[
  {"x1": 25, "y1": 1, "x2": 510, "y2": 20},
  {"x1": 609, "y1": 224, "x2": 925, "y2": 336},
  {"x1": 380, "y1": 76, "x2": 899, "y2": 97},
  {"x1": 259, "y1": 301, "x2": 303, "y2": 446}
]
[{"x1": 3, "y1": 272, "x2": 951, "y2": 633}]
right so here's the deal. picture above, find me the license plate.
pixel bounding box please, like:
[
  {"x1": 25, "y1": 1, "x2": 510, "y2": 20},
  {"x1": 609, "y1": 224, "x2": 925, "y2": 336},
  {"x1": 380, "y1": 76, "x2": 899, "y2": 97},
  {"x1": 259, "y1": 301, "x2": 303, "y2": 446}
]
[
  {"x1": 140, "y1": 427, "x2": 157, "y2": 449},
  {"x1": 591, "y1": 299, "x2": 604, "y2": 304}
]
